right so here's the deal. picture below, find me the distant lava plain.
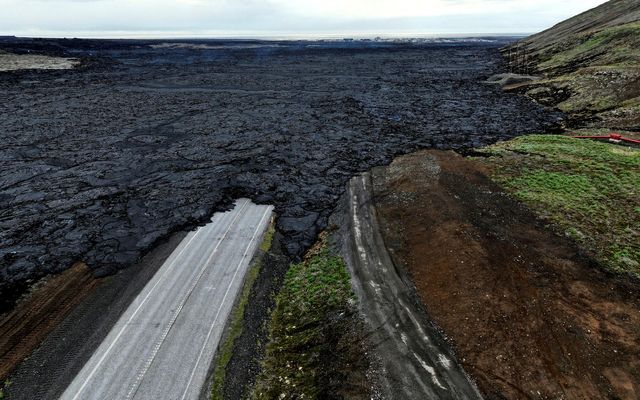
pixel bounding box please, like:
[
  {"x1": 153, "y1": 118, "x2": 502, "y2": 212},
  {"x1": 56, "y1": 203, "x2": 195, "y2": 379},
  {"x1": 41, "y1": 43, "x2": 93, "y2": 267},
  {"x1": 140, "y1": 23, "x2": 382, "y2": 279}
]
[{"x1": 0, "y1": 38, "x2": 560, "y2": 311}]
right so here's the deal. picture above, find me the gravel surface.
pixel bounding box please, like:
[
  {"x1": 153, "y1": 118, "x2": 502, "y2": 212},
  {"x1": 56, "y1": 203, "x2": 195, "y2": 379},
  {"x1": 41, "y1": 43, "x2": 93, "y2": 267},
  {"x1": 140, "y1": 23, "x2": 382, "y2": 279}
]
[
  {"x1": 0, "y1": 38, "x2": 560, "y2": 311},
  {"x1": 334, "y1": 174, "x2": 483, "y2": 399}
]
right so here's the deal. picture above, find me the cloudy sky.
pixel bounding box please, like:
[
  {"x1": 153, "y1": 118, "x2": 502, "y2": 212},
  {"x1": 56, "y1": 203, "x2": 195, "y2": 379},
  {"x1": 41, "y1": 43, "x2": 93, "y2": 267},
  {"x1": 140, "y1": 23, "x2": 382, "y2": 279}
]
[{"x1": 1, "y1": 0, "x2": 609, "y2": 38}]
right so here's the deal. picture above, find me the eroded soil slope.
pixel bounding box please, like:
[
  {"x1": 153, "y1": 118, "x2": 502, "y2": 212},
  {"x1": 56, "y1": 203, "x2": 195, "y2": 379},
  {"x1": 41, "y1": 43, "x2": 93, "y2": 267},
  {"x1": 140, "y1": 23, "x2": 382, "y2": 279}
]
[
  {"x1": 371, "y1": 150, "x2": 640, "y2": 399},
  {"x1": 0, "y1": 39, "x2": 558, "y2": 311}
]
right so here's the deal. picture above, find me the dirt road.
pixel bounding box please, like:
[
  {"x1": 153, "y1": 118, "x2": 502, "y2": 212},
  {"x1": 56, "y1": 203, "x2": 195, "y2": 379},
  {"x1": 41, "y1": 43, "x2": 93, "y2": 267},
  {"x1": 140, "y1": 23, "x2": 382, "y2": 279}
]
[{"x1": 335, "y1": 174, "x2": 483, "y2": 399}]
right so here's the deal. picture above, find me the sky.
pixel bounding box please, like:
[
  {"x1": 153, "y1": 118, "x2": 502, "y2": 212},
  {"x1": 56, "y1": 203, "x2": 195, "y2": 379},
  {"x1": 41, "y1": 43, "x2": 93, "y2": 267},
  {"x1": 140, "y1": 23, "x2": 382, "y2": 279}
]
[{"x1": 0, "y1": 0, "x2": 609, "y2": 38}]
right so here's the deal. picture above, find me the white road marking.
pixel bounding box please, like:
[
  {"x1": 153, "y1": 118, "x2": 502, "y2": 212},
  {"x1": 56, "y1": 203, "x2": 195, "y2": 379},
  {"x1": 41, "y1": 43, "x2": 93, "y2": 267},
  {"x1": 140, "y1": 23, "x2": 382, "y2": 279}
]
[
  {"x1": 61, "y1": 198, "x2": 274, "y2": 400},
  {"x1": 179, "y1": 206, "x2": 272, "y2": 400},
  {"x1": 124, "y1": 199, "x2": 250, "y2": 400},
  {"x1": 68, "y1": 221, "x2": 213, "y2": 400}
]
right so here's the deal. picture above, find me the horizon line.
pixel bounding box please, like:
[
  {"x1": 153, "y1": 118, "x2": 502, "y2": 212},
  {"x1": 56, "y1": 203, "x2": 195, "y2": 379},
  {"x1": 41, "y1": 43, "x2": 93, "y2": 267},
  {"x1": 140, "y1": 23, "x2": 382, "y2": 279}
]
[{"x1": 0, "y1": 31, "x2": 534, "y2": 41}]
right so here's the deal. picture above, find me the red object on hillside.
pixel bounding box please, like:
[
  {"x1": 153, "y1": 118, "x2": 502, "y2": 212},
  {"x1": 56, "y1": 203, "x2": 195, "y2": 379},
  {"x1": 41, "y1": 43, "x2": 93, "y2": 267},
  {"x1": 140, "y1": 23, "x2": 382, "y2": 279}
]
[{"x1": 571, "y1": 133, "x2": 640, "y2": 145}]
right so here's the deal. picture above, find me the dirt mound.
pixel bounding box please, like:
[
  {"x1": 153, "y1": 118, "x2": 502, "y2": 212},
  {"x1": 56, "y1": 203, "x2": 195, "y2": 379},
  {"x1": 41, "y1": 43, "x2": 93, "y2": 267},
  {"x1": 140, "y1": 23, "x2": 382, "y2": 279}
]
[{"x1": 371, "y1": 150, "x2": 640, "y2": 399}]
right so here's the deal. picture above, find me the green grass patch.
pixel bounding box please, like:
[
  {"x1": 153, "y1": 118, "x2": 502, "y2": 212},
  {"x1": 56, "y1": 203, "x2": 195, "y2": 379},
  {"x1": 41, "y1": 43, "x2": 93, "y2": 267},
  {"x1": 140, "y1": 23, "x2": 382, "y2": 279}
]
[
  {"x1": 477, "y1": 134, "x2": 640, "y2": 276},
  {"x1": 0, "y1": 379, "x2": 11, "y2": 400},
  {"x1": 252, "y1": 235, "x2": 356, "y2": 399},
  {"x1": 260, "y1": 221, "x2": 276, "y2": 253},
  {"x1": 210, "y1": 219, "x2": 275, "y2": 400}
]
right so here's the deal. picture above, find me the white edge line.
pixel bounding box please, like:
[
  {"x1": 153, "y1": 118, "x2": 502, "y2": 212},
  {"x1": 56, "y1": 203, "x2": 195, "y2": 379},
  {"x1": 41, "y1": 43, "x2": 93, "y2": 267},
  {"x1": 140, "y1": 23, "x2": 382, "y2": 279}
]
[
  {"x1": 125, "y1": 199, "x2": 251, "y2": 399},
  {"x1": 68, "y1": 199, "x2": 249, "y2": 400},
  {"x1": 179, "y1": 205, "x2": 272, "y2": 400}
]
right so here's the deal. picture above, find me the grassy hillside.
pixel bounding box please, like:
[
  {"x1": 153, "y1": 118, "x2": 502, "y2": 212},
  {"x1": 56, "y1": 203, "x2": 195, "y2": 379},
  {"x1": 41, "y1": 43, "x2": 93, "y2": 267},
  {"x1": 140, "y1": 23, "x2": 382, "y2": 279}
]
[
  {"x1": 537, "y1": 22, "x2": 640, "y2": 72},
  {"x1": 507, "y1": 0, "x2": 640, "y2": 130},
  {"x1": 477, "y1": 135, "x2": 640, "y2": 277},
  {"x1": 518, "y1": 0, "x2": 640, "y2": 53}
]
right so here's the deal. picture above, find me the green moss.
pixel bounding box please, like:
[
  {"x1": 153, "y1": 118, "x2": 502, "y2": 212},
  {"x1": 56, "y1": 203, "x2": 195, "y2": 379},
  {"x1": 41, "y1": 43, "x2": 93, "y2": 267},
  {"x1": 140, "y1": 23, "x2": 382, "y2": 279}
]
[
  {"x1": 611, "y1": 246, "x2": 640, "y2": 273},
  {"x1": 0, "y1": 379, "x2": 11, "y2": 400},
  {"x1": 540, "y1": 22, "x2": 640, "y2": 71},
  {"x1": 540, "y1": 35, "x2": 608, "y2": 69},
  {"x1": 210, "y1": 220, "x2": 274, "y2": 400},
  {"x1": 478, "y1": 134, "x2": 640, "y2": 277},
  {"x1": 510, "y1": 171, "x2": 606, "y2": 217},
  {"x1": 621, "y1": 97, "x2": 640, "y2": 108},
  {"x1": 260, "y1": 221, "x2": 275, "y2": 252},
  {"x1": 252, "y1": 237, "x2": 354, "y2": 399},
  {"x1": 524, "y1": 22, "x2": 640, "y2": 128},
  {"x1": 542, "y1": 65, "x2": 640, "y2": 114}
]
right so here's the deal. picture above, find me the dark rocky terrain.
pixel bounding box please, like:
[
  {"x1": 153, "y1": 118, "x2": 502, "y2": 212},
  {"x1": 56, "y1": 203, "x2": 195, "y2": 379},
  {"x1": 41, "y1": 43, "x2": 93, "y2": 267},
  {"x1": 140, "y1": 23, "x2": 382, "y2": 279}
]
[{"x1": 0, "y1": 38, "x2": 559, "y2": 312}]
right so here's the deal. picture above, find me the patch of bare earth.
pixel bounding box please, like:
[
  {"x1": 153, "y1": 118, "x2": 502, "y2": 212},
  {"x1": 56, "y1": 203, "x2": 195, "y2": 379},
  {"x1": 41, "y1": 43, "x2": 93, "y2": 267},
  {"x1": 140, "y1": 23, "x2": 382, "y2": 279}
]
[
  {"x1": 0, "y1": 262, "x2": 101, "y2": 381},
  {"x1": 0, "y1": 51, "x2": 79, "y2": 71},
  {"x1": 371, "y1": 150, "x2": 640, "y2": 399}
]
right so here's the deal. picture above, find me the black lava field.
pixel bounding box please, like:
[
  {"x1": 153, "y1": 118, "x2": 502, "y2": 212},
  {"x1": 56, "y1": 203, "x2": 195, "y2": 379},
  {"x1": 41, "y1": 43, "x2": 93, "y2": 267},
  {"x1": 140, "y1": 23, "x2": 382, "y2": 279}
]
[{"x1": 0, "y1": 38, "x2": 560, "y2": 309}]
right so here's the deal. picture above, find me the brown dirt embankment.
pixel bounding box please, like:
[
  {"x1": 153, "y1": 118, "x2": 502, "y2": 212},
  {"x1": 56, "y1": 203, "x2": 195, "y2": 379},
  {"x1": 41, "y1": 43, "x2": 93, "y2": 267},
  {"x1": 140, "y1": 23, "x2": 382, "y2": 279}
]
[
  {"x1": 371, "y1": 150, "x2": 640, "y2": 399},
  {"x1": 0, "y1": 262, "x2": 101, "y2": 381}
]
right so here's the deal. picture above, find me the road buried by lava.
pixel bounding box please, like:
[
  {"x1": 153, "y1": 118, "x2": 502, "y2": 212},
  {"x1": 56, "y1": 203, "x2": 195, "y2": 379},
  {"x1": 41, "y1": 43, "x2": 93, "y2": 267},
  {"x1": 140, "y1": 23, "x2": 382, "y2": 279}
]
[{"x1": 0, "y1": 38, "x2": 560, "y2": 311}]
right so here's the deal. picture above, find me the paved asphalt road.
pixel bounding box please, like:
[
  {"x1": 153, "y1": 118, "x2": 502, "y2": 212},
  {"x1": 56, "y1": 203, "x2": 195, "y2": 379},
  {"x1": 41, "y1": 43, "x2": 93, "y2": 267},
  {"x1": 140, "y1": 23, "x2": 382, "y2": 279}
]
[
  {"x1": 59, "y1": 199, "x2": 273, "y2": 400},
  {"x1": 342, "y1": 175, "x2": 483, "y2": 399}
]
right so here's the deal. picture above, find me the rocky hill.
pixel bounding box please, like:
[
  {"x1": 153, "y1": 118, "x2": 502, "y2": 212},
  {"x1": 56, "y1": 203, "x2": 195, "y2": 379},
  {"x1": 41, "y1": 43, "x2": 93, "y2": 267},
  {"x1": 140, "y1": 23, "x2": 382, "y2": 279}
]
[{"x1": 507, "y1": 0, "x2": 640, "y2": 130}]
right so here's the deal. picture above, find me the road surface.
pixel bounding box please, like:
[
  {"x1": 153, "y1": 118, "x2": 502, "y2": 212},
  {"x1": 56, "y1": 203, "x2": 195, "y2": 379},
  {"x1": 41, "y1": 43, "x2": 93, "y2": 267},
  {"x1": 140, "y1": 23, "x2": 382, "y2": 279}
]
[
  {"x1": 60, "y1": 198, "x2": 273, "y2": 400},
  {"x1": 341, "y1": 175, "x2": 483, "y2": 399}
]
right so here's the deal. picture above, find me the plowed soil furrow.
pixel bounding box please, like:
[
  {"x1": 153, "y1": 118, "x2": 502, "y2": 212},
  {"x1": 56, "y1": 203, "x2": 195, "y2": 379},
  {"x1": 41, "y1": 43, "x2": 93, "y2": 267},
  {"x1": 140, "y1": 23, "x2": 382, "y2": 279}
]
[{"x1": 0, "y1": 262, "x2": 100, "y2": 381}]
